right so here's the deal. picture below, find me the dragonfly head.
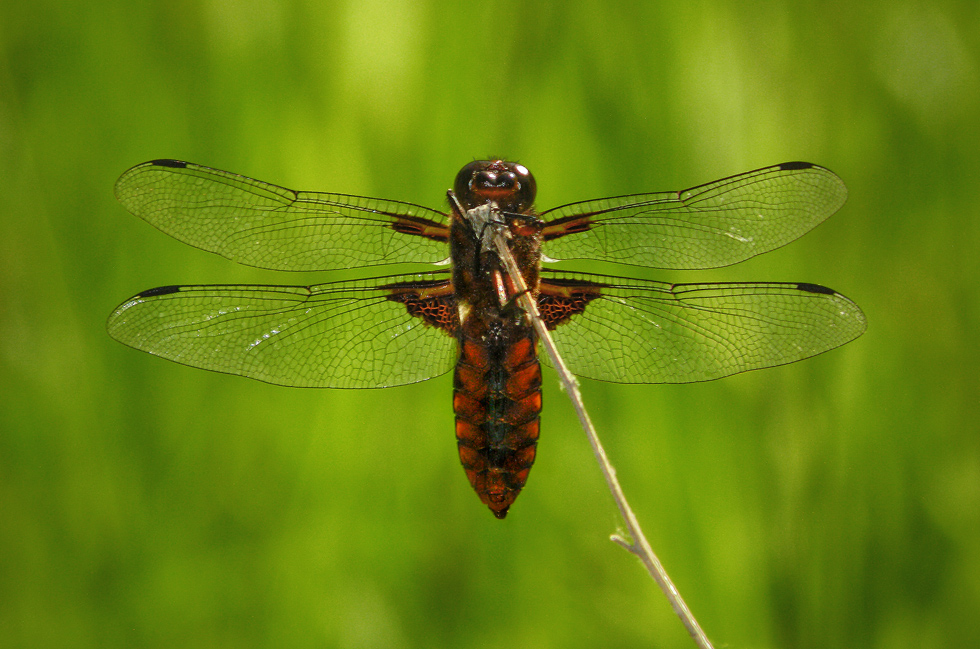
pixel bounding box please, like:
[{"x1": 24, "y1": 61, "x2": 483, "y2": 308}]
[{"x1": 454, "y1": 160, "x2": 536, "y2": 214}]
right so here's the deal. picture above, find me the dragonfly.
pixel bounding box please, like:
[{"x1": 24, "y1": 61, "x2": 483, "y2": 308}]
[{"x1": 107, "y1": 158, "x2": 866, "y2": 518}]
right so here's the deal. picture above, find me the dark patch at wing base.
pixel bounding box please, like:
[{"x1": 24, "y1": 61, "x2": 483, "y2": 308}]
[
  {"x1": 389, "y1": 217, "x2": 451, "y2": 242},
  {"x1": 537, "y1": 278, "x2": 607, "y2": 330},
  {"x1": 541, "y1": 215, "x2": 594, "y2": 242},
  {"x1": 382, "y1": 279, "x2": 459, "y2": 335}
]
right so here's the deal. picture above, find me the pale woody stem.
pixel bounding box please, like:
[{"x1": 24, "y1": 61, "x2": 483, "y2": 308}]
[{"x1": 491, "y1": 228, "x2": 715, "y2": 649}]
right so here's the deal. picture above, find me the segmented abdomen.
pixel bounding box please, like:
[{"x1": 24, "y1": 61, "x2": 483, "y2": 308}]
[{"x1": 453, "y1": 322, "x2": 542, "y2": 519}]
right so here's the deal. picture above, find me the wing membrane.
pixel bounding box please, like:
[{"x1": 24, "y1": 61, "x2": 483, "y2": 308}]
[
  {"x1": 106, "y1": 272, "x2": 458, "y2": 388},
  {"x1": 540, "y1": 162, "x2": 847, "y2": 269},
  {"x1": 115, "y1": 160, "x2": 450, "y2": 271},
  {"x1": 539, "y1": 271, "x2": 866, "y2": 384}
]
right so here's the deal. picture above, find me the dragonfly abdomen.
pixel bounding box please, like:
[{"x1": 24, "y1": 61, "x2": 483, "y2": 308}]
[{"x1": 453, "y1": 322, "x2": 542, "y2": 519}]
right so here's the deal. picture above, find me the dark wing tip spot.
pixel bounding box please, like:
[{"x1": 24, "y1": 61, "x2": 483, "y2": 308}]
[
  {"x1": 797, "y1": 282, "x2": 836, "y2": 295},
  {"x1": 138, "y1": 285, "x2": 182, "y2": 297},
  {"x1": 149, "y1": 159, "x2": 188, "y2": 169},
  {"x1": 779, "y1": 161, "x2": 815, "y2": 171}
]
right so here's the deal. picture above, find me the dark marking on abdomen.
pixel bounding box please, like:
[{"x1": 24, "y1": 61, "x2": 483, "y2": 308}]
[{"x1": 453, "y1": 325, "x2": 542, "y2": 519}]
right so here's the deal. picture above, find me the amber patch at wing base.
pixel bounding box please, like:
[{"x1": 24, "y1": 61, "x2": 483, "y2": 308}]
[
  {"x1": 537, "y1": 280, "x2": 605, "y2": 329},
  {"x1": 382, "y1": 281, "x2": 459, "y2": 335}
]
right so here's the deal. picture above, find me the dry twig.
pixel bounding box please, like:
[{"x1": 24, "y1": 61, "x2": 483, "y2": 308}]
[{"x1": 489, "y1": 222, "x2": 715, "y2": 649}]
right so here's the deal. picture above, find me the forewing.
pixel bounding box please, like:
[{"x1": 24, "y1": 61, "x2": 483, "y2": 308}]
[
  {"x1": 540, "y1": 162, "x2": 847, "y2": 269},
  {"x1": 106, "y1": 272, "x2": 458, "y2": 388},
  {"x1": 537, "y1": 271, "x2": 866, "y2": 384},
  {"x1": 115, "y1": 160, "x2": 450, "y2": 271}
]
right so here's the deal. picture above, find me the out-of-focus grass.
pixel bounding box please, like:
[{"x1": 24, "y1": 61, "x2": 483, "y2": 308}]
[{"x1": 1, "y1": 1, "x2": 978, "y2": 648}]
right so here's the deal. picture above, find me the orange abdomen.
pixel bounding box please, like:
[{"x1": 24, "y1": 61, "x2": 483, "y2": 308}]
[{"x1": 453, "y1": 326, "x2": 542, "y2": 519}]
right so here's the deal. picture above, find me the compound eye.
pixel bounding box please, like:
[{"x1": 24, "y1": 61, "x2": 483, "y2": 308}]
[
  {"x1": 453, "y1": 160, "x2": 536, "y2": 212},
  {"x1": 453, "y1": 161, "x2": 485, "y2": 202},
  {"x1": 508, "y1": 164, "x2": 536, "y2": 211}
]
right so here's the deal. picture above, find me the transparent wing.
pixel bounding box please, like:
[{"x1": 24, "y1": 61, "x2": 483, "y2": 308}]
[
  {"x1": 106, "y1": 272, "x2": 458, "y2": 388},
  {"x1": 540, "y1": 162, "x2": 847, "y2": 269},
  {"x1": 115, "y1": 160, "x2": 451, "y2": 271},
  {"x1": 538, "y1": 271, "x2": 866, "y2": 384}
]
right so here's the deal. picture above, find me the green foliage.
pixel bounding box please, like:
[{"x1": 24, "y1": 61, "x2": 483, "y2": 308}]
[{"x1": 1, "y1": 1, "x2": 978, "y2": 647}]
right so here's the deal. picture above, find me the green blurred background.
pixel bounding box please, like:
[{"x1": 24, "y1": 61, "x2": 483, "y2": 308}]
[{"x1": 2, "y1": 1, "x2": 977, "y2": 648}]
